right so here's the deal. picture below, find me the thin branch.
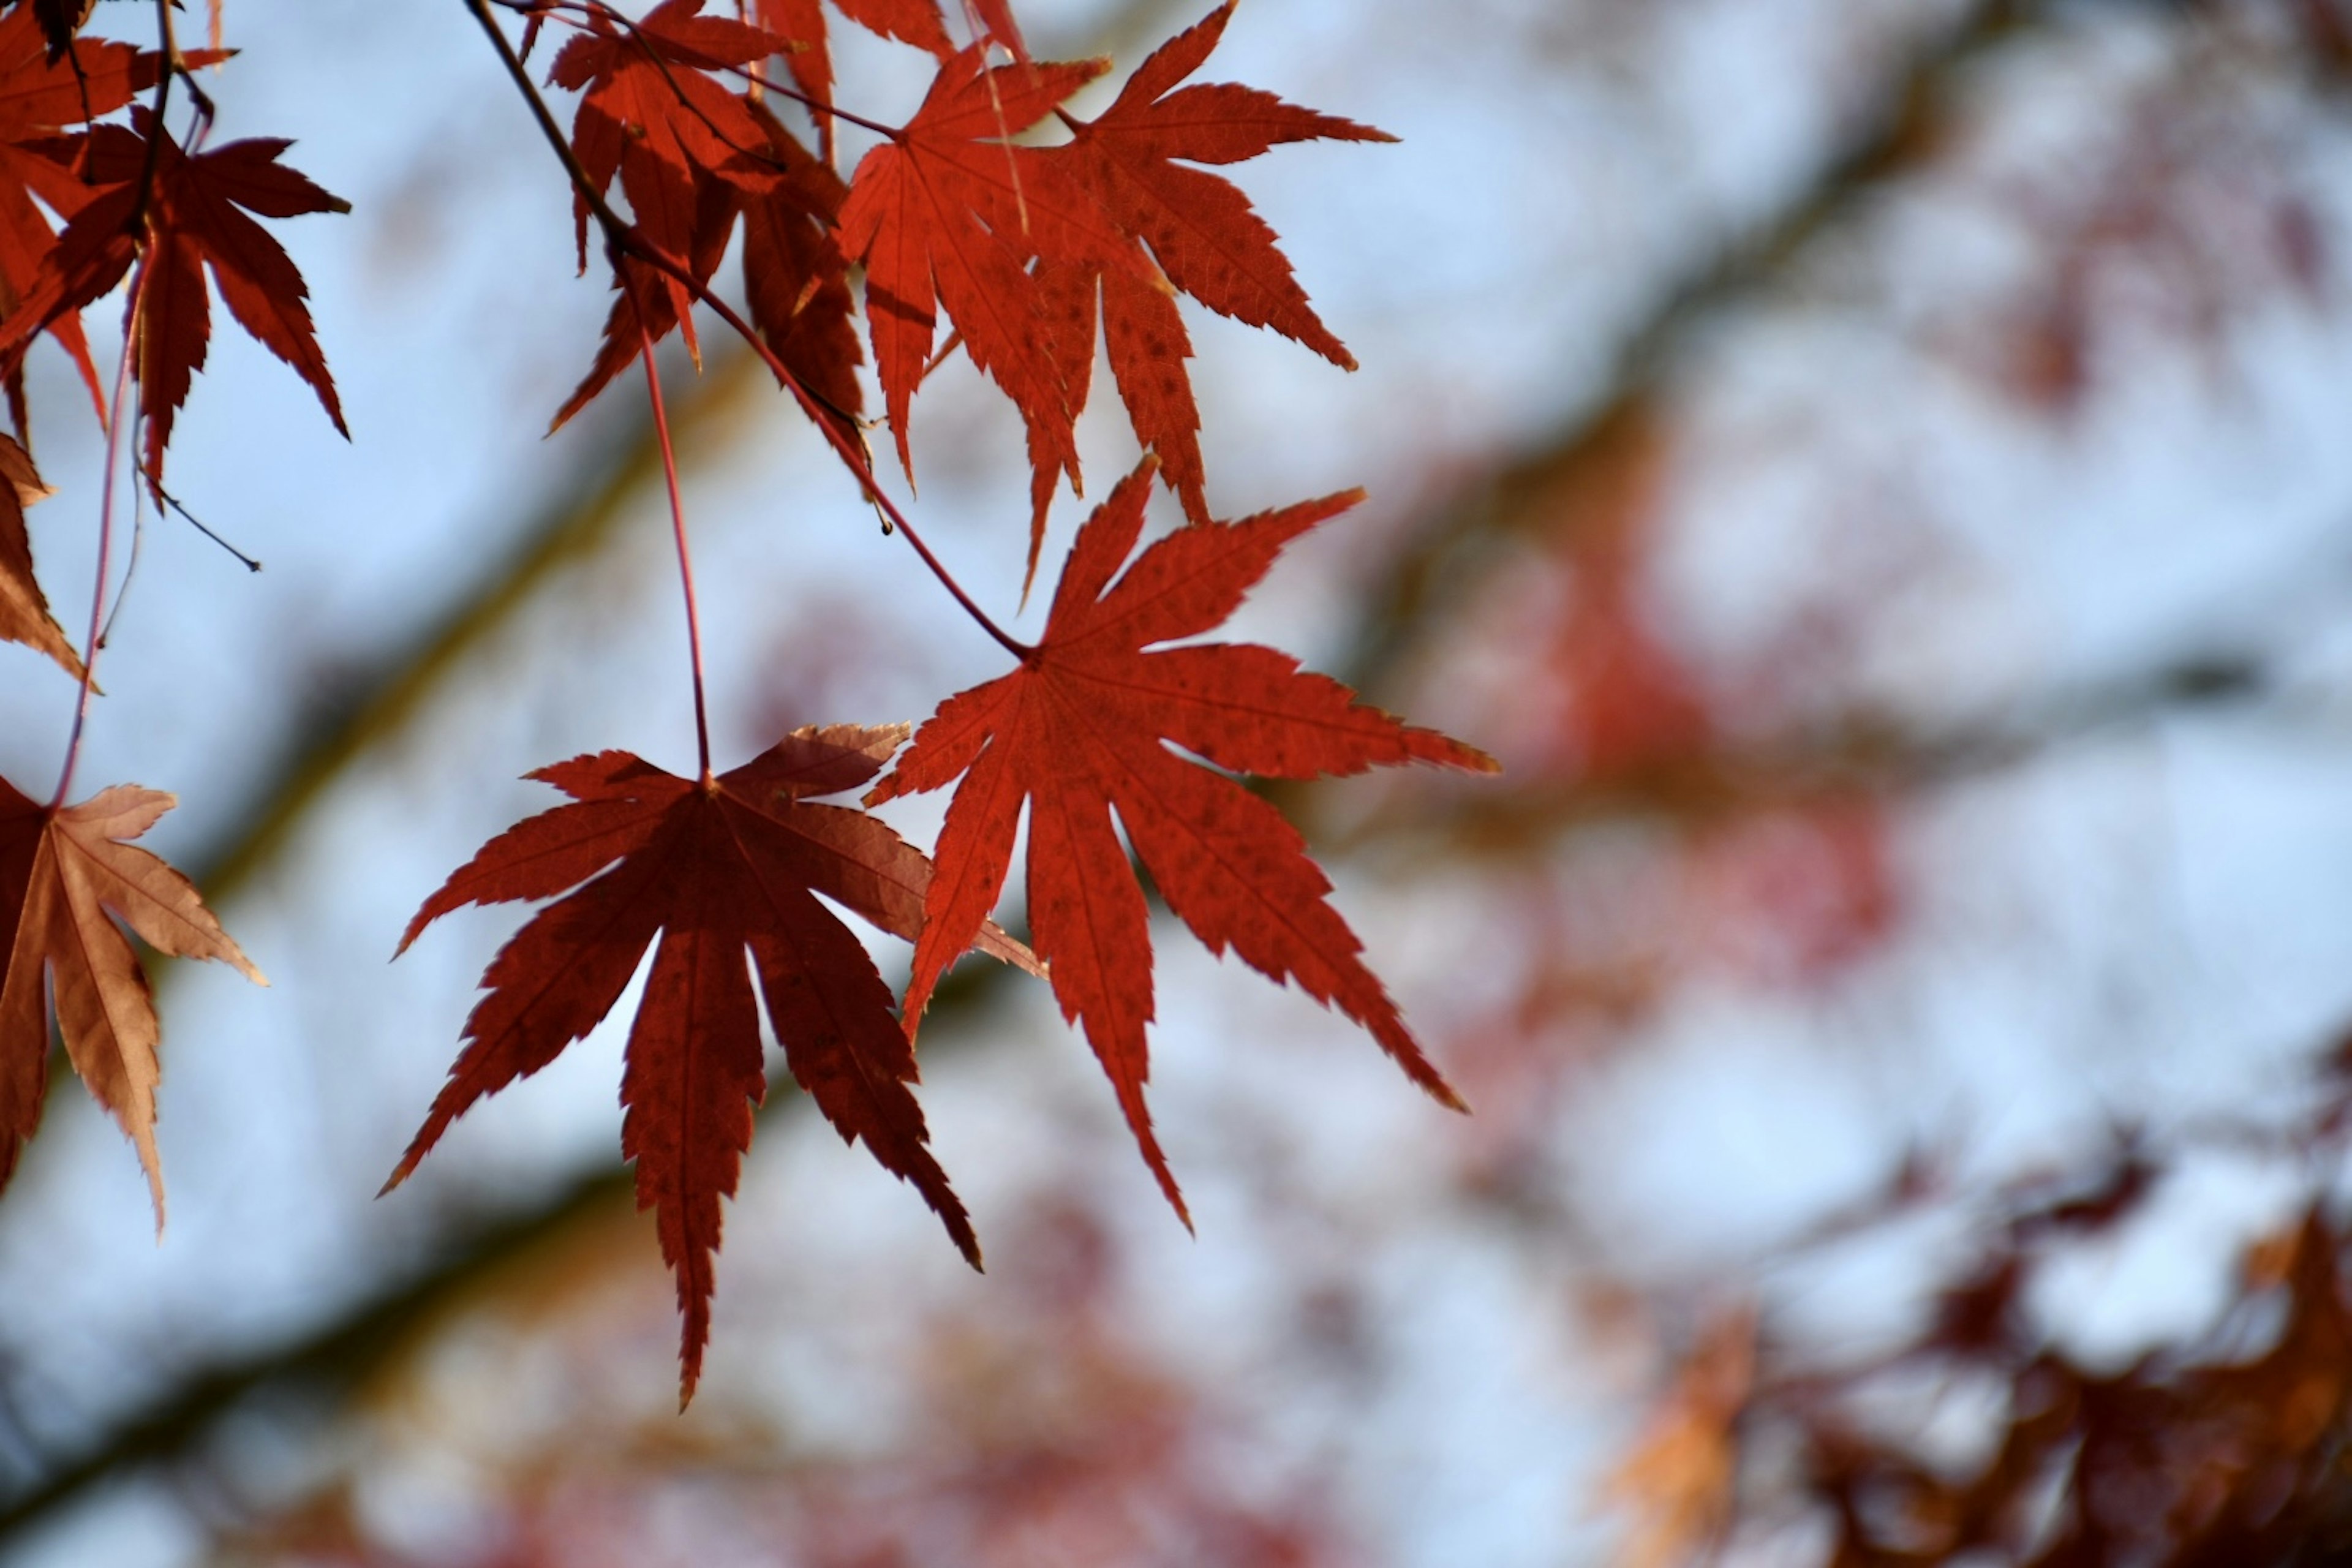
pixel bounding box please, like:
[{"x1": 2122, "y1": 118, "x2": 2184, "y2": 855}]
[
  {"x1": 1341, "y1": 0, "x2": 2042, "y2": 698},
  {"x1": 128, "y1": 0, "x2": 178, "y2": 228},
  {"x1": 462, "y1": 0, "x2": 1033, "y2": 660},
  {"x1": 96, "y1": 465, "x2": 146, "y2": 649},
  {"x1": 50, "y1": 267, "x2": 145, "y2": 809},
  {"x1": 148, "y1": 480, "x2": 263, "y2": 573},
  {"x1": 624, "y1": 255, "x2": 715, "y2": 780}
]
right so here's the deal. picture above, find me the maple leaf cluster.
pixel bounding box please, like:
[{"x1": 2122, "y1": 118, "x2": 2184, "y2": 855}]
[
  {"x1": 0, "y1": 0, "x2": 1496, "y2": 1406},
  {"x1": 393, "y1": 461, "x2": 1494, "y2": 1398},
  {"x1": 546, "y1": 0, "x2": 1389, "y2": 582}
]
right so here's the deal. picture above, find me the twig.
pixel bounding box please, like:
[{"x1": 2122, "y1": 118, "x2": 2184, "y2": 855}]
[
  {"x1": 462, "y1": 0, "x2": 1034, "y2": 660},
  {"x1": 50, "y1": 266, "x2": 146, "y2": 809},
  {"x1": 148, "y1": 480, "x2": 264, "y2": 572},
  {"x1": 622, "y1": 256, "x2": 715, "y2": 780}
]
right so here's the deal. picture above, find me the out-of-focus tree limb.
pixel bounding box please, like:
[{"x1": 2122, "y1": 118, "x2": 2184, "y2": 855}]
[
  {"x1": 193, "y1": 345, "x2": 760, "y2": 899},
  {"x1": 1344, "y1": 650, "x2": 2270, "y2": 858},
  {"x1": 1343, "y1": 0, "x2": 2041, "y2": 698},
  {"x1": 0, "y1": 1169, "x2": 637, "y2": 1544},
  {"x1": 0, "y1": 638, "x2": 2278, "y2": 1545}
]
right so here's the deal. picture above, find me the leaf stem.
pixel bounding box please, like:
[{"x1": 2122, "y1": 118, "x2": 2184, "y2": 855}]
[
  {"x1": 129, "y1": 0, "x2": 178, "y2": 227},
  {"x1": 461, "y1": 0, "x2": 1034, "y2": 660},
  {"x1": 622, "y1": 260, "x2": 714, "y2": 782},
  {"x1": 53, "y1": 269, "x2": 147, "y2": 810},
  {"x1": 148, "y1": 480, "x2": 263, "y2": 571}
]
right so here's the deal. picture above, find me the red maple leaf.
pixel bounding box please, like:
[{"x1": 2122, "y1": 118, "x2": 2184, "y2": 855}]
[
  {"x1": 739, "y1": 98, "x2": 865, "y2": 448},
  {"x1": 0, "y1": 7, "x2": 219, "y2": 429},
  {"x1": 388, "y1": 725, "x2": 1038, "y2": 1401},
  {"x1": 552, "y1": 95, "x2": 867, "y2": 440},
  {"x1": 550, "y1": 0, "x2": 782, "y2": 291},
  {"x1": 542, "y1": 0, "x2": 777, "y2": 423},
  {"x1": 869, "y1": 464, "x2": 1497, "y2": 1215},
  {"x1": 0, "y1": 774, "x2": 263, "y2": 1218},
  {"x1": 1036, "y1": 2, "x2": 1390, "y2": 526},
  {"x1": 752, "y1": 0, "x2": 952, "y2": 162},
  {"x1": 1060, "y1": 2, "x2": 1387, "y2": 365},
  {"x1": 835, "y1": 45, "x2": 1131, "y2": 488},
  {"x1": 549, "y1": 177, "x2": 741, "y2": 431},
  {"x1": 0, "y1": 107, "x2": 347, "y2": 486}
]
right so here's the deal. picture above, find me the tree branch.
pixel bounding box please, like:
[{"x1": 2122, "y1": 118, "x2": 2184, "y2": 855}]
[{"x1": 1341, "y1": 0, "x2": 2041, "y2": 696}]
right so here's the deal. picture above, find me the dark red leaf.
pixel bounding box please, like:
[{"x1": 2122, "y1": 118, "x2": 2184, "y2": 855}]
[
  {"x1": 870, "y1": 466, "x2": 1496, "y2": 1216},
  {"x1": 390, "y1": 726, "x2": 1038, "y2": 1401}
]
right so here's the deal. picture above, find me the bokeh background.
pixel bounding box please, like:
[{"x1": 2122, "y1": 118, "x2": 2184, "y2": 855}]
[{"x1": 5, "y1": 0, "x2": 2352, "y2": 1562}]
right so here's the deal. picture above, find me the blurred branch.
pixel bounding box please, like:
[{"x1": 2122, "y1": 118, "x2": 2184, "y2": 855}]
[
  {"x1": 1343, "y1": 0, "x2": 2045, "y2": 696},
  {"x1": 1352, "y1": 647, "x2": 2272, "y2": 856},
  {"x1": 0, "y1": 930, "x2": 1023, "y2": 1540},
  {"x1": 192, "y1": 347, "x2": 760, "y2": 899},
  {"x1": 0, "y1": 1169, "x2": 635, "y2": 1543}
]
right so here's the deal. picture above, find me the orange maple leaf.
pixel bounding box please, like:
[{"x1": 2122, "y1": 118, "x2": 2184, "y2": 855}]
[
  {"x1": 870, "y1": 464, "x2": 1498, "y2": 1216},
  {"x1": 390, "y1": 725, "x2": 1038, "y2": 1401},
  {"x1": 0, "y1": 775, "x2": 263, "y2": 1220},
  {"x1": 0, "y1": 432, "x2": 78, "y2": 679}
]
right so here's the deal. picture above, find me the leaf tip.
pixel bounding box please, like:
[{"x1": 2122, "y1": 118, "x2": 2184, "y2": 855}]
[
  {"x1": 377, "y1": 1154, "x2": 420, "y2": 1199},
  {"x1": 210, "y1": 929, "x2": 268, "y2": 987},
  {"x1": 135, "y1": 1137, "x2": 167, "y2": 1237}
]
